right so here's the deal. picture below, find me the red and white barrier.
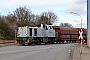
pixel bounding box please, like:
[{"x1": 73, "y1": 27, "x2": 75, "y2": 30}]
[{"x1": 77, "y1": 28, "x2": 84, "y2": 43}]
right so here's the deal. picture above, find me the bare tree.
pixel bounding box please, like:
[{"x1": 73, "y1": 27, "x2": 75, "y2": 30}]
[
  {"x1": 47, "y1": 11, "x2": 58, "y2": 24},
  {"x1": 13, "y1": 6, "x2": 35, "y2": 26},
  {"x1": 37, "y1": 15, "x2": 49, "y2": 25},
  {"x1": 38, "y1": 11, "x2": 58, "y2": 25},
  {"x1": 5, "y1": 13, "x2": 17, "y2": 30},
  {"x1": 59, "y1": 22, "x2": 73, "y2": 28}
]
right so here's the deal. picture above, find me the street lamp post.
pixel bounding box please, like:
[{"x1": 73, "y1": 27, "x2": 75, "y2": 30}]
[
  {"x1": 74, "y1": 20, "x2": 81, "y2": 23},
  {"x1": 71, "y1": 12, "x2": 82, "y2": 54},
  {"x1": 74, "y1": 20, "x2": 81, "y2": 27}
]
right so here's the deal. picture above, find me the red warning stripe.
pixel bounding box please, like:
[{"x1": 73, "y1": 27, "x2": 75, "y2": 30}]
[
  {"x1": 78, "y1": 28, "x2": 80, "y2": 32},
  {"x1": 77, "y1": 38, "x2": 80, "y2": 42},
  {"x1": 82, "y1": 38, "x2": 84, "y2": 43},
  {"x1": 82, "y1": 28, "x2": 84, "y2": 33}
]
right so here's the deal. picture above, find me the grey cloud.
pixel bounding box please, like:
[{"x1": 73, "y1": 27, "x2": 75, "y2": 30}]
[
  {"x1": 75, "y1": 0, "x2": 87, "y2": 5},
  {"x1": 66, "y1": 0, "x2": 87, "y2": 16}
]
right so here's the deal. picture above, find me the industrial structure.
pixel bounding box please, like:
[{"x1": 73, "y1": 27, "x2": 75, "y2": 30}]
[{"x1": 87, "y1": 0, "x2": 90, "y2": 48}]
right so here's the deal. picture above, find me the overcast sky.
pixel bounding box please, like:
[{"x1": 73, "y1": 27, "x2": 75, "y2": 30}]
[{"x1": 0, "y1": 0, "x2": 87, "y2": 28}]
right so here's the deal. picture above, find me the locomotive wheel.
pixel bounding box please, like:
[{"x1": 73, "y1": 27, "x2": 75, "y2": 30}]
[
  {"x1": 19, "y1": 43, "x2": 25, "y2": 46},
  {"x1": 45, "y1": 42, "x2": 48, "y2": 44},
  {"x1": 69, "y1": 41, "x2": 71, "y2": 43},
  {"x1": 36, "y1": 42, "x2": 41, "y2": 45},
  {"x1": 28, "y1": 43, "x2": 32, "y2": 45},
  {"x1": 19, "y1": 40, "x2": 25, "y2": 46},
  {"x1": 62, "y1": 41, "x2": 64, "y2": 43},
  {"x1": 51, "y1": 42, "x2": 54, "y2": 44}
]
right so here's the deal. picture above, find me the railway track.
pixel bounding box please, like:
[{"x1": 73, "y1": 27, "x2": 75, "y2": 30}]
[
  {"x1": 0, "y1": 40, "x2": 16, "y2": 47},
  {"x1": 0, "y1": 40, "x2": 15, "y2": 44}
]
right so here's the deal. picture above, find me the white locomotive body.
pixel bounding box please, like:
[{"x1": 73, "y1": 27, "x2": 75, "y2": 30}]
[{"x1": 15, "y1": 24, "x2": 56, "y2": 45}]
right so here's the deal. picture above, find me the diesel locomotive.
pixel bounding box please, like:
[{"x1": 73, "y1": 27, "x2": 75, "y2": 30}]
[{"x1": 15, "y1": 24, "x2": 87, "y2": 45}]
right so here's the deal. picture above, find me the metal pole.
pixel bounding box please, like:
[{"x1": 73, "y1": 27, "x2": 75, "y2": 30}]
[
  {"x1": 71, "y1": 12, "x2": 82, "y2": 54},
  {"x1": 80, "y1": 15, "x2": 82, "y2": 54},
  {"x1": 15, "y1": 30, "x2": 17, "y2": 40}
]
